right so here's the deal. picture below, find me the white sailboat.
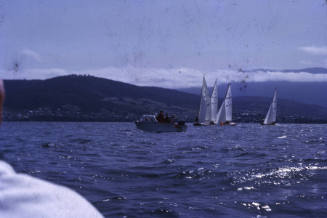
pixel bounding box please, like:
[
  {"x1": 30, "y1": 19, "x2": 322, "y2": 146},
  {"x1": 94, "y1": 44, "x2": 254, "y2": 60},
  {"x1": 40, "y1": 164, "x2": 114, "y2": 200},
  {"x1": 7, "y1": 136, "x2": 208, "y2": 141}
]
[
  {"x1": 263, "y1": 89, "x2": 277, "y2": 125},
  {"x1": 210, "y1": 79, "x2": 218, "y2": 124},
  {"x1": 216, "y1": 84, "x2": 236, "y2": 126},
  {"x1": 194, "y1": 76, "x2": 211, "y2": 126}
]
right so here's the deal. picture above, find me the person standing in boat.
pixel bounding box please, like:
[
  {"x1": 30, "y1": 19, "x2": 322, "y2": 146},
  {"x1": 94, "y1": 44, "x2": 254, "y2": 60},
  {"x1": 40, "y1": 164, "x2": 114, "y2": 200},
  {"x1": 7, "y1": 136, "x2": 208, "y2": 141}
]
[{"x1": 156, "y1": 110, "x2": 165, "y2": 123}]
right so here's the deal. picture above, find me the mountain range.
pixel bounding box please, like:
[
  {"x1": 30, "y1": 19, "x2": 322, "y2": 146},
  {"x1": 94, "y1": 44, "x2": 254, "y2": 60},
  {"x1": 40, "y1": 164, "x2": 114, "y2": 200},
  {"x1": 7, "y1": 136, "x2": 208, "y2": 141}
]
[
  {"x1": 3, "y1": 75, "x2": 327, "y2": 123},
  {"x1": 180, "y1": 67, "x2": 327, "y2": 107},
  {"x1": 247, "y1": 67, "x2": 327, "y2": 74}
]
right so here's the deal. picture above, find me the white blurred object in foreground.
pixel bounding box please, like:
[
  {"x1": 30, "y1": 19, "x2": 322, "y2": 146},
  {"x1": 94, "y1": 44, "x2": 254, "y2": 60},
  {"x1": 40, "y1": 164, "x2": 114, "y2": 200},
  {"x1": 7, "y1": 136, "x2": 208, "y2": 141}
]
[
  {"x1": 0, "y1": 161, "x2": 103, "y2": 218},
  {"x1": 0, "y1": 80, "x2": 103, "y2": 217}
]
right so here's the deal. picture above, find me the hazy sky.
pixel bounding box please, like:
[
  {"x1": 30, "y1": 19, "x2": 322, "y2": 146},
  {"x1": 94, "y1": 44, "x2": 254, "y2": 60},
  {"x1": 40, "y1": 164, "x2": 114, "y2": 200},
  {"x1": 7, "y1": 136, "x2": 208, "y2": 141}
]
[{"x1": 1, "y1": 0, "x2": 327, "y2": 87}]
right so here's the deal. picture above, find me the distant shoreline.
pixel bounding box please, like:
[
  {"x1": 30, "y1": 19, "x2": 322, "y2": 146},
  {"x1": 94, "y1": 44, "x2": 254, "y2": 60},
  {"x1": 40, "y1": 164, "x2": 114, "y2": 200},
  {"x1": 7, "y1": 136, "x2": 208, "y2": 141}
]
[
  {"x1": 4, "y1": 75, "x2": 327, "y2": 125},
  {"x1": 2, "y1": 120, "x2": 327, "y2": 124}
]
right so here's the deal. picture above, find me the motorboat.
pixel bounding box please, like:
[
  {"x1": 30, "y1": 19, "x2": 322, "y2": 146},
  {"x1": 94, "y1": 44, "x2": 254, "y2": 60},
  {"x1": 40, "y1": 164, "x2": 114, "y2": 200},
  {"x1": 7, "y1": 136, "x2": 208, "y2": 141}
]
[{"x1": 135, "y1": 115, "x2": 187, "y2": 133}]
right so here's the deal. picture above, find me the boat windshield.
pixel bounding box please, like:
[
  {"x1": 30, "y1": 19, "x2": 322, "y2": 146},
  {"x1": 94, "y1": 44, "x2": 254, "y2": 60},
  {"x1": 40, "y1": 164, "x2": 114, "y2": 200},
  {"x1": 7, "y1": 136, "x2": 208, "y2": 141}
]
[{"x1": 140, "y1": 115, "x2": 157, "y2": 122}]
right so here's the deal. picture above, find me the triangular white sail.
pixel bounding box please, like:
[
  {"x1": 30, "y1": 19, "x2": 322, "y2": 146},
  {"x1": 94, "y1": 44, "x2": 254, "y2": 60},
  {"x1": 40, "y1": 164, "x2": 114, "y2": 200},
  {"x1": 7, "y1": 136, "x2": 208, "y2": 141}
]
[
  {"x1": 216, "y1": 84, "x2": 232, "y2": 125},
  {"x1": 198, "y1": 76, "x2": 209, "y2": 124},
  {"x1": 210, "y1": 80, "x2": 218, "y2": 123},
  {"x1": 215, "y1": 100, "x2": 226, "y2": 124},
  {"x1": 204, "y1": 84, "x2": 211, "y2": 123},
  {"x1": 225, "y1": 84, "x2": 232, "y2": 122},
  {"x1": 263, "y1": 89, "x2": 277, "y2": 125}
]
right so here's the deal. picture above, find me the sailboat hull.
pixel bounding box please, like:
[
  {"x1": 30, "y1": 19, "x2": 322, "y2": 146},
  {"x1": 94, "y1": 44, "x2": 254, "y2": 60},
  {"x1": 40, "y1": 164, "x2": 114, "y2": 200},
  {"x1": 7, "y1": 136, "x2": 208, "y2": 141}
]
[
  {"x1": 193, "y1": 122, "x2": 212, "y2": 126},
  {"x1": 261, "y1": 122, "x2": 276, "y2": 126},
  {"x1": 228, "y1": 122, "x2": 237, "y2": 126},
  {"x1": 219, "y1": 121, "x2": 237, "y2": 126}
]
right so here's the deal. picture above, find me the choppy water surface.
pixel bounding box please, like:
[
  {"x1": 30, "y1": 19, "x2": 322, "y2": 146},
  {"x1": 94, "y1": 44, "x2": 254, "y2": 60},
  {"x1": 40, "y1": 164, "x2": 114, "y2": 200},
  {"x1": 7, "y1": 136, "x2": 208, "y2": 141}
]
[{"x1": 0, "y1": 122, "x2": 326, "y2": 217}]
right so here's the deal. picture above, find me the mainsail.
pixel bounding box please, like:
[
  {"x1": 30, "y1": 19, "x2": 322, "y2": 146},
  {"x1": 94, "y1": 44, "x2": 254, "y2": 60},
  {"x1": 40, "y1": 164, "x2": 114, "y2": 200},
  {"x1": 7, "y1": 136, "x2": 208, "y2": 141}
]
[
  {"x1": 263, "y1": 89, "x2": 277, "y2": 125},
  {"x1": 225, "y1": 84, "x2": 232, "y2": 122},
  {"x1": 198, "y1": 76, "x2": 209, "y2": 124},
  {"x1": 216, "y1": 84, "x2": 232, "y2": 124},
  {"x1": 215, "y1": 100, "x2": 226, "y2": 124},
  {"x1": 204, "y1": 85, "x2": 211, "y2": 123},
  {"x1": 210, "y1": 80, "x2": 218, "y2": 123}
]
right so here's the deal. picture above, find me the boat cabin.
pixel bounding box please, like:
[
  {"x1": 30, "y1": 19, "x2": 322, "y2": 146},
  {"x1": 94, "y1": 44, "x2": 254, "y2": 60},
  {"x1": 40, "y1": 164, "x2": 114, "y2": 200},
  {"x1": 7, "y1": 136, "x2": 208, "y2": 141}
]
[{"x1": 139, "y1": 115, "x2": 157, "y2": 123}]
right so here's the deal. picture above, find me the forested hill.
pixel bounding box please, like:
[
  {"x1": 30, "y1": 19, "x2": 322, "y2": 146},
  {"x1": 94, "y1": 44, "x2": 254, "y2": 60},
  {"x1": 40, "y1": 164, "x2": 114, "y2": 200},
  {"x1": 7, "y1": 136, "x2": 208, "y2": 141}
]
[{"x1": 3, "y1": 75, "x2": 327, "y2": 123}]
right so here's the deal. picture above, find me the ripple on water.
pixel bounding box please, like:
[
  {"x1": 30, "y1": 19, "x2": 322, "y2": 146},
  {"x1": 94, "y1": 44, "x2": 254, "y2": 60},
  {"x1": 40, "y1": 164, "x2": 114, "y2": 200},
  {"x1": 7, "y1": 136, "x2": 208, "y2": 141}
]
[
  {"x1": 230, "y1": 165, "x2": 327, "y2": 190},
  {"x1": 1, "y1": 123, "x2": 327, "y2": 217},
  {"x1": 41, "y1": 142, "x2": 57, "y2": 148},
  {"x1": 69, "y1": 138, "x2": 92, "y2": 144}
]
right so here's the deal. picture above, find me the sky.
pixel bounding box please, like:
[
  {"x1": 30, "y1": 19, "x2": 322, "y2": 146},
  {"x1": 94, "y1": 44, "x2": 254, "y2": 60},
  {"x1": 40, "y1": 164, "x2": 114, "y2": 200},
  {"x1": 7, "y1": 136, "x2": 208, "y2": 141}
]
[{"x1": 0, "y1": 0, "x2": 327, "y2": 88}]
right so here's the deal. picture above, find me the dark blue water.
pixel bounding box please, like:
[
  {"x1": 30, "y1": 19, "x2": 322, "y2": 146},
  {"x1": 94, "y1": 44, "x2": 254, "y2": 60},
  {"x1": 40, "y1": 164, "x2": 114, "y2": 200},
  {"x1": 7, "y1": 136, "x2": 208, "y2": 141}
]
[{"x1": 0, "y1": 122, "x2": 326, "y2": 217}]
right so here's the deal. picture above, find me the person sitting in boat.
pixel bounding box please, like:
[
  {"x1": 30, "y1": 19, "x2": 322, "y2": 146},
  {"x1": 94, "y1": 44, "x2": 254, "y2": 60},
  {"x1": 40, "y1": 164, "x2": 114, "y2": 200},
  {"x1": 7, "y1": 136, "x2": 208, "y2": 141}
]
[
  {"x1": 164, "y1": 113, "x2": 171, "y2": 123},
  {"x1": 170, "y1": 114, "x2": 177, "y2": 123},
  {"x1": 156, "y1": 111, "x2": 165, "y2": 123},
  {"x1": 193, "y1": 116, "x2": 201, "y2": 126}
]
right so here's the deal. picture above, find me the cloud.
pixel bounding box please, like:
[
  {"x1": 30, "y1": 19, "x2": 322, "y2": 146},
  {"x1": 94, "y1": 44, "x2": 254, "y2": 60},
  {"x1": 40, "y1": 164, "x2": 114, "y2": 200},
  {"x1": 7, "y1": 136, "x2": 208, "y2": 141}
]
[
  {"x1": 20, "y1": 49, "x2": 42, "y2": 62},
  {"x1": 80, "y1": 67, "x2": 327, "y2": 87},
  {"x1": 298, "y1": 46, "x2": 327, "y2": 55},
  {"x1": 1, "y1": 66, "x2": 327, "y2": 88},
  {"x1": 246, "y1": 70, "x2": 327, "y2": 83}
]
